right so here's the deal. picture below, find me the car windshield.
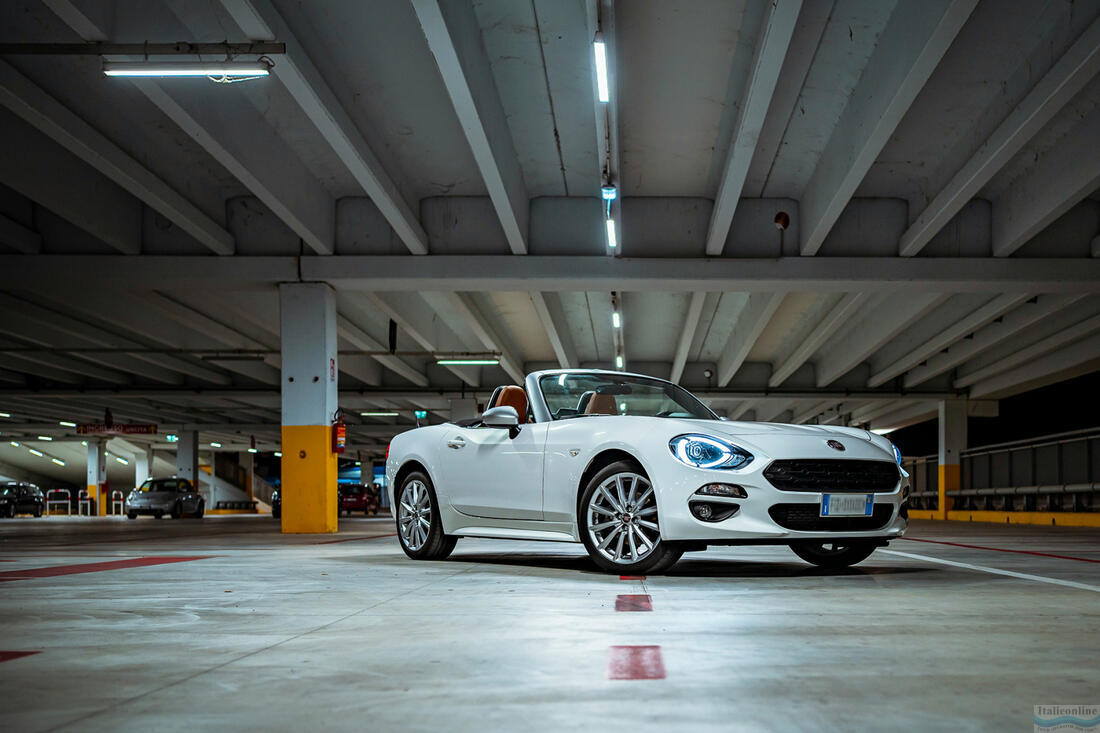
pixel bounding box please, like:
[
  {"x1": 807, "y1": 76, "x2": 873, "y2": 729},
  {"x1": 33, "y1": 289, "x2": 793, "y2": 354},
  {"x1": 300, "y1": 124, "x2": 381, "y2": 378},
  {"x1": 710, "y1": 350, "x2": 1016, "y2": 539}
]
[
  {"x1": 539, "y1": 373, "x2": 716, "y2": 421},
  {"x1": 138, "y1": 479, "x2": 179, "y2": 492}
]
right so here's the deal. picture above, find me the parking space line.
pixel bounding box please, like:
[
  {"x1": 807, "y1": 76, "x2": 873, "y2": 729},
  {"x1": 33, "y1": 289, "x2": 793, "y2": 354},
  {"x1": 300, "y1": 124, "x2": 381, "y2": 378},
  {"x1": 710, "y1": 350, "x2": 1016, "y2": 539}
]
[
  {"x1": 607, "y1": 645, "x2": 666, "y2": 679},
  {"x1": 619, "y1": 575, "x2": 645, "y2": 580},
  {"x1": 882, "y1": 550, "x2": 1100, "y2": 593},
  {"x1": 900, "y1": 537, "x2": 1100, "y2": 564},
  {"x1": 0, "y1": 651, "x2": 40, "y2": 663},
  {"x1": 614, "y1": 594, "x2": 653, "y2": 612},
  {"x1": 314, "y1": 533, "x2": 397, "y2": 544},
  {"x1": 0, "y1": 556, "x2": 211, "y2": 581}
]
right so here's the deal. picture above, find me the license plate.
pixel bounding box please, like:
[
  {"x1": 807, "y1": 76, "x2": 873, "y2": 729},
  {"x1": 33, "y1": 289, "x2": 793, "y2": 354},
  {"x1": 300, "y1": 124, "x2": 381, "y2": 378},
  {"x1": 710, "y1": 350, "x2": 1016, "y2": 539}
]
[{"x1": 820, "y1": 494, "x2": 873, "y2": 517}]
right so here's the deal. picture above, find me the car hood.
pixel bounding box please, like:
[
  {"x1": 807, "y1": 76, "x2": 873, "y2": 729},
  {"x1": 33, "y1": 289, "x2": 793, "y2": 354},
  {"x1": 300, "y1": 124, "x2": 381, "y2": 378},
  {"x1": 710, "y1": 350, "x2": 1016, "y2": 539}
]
[{"x1": 672, "y1": 419, "x2": 874, "y2": 442}]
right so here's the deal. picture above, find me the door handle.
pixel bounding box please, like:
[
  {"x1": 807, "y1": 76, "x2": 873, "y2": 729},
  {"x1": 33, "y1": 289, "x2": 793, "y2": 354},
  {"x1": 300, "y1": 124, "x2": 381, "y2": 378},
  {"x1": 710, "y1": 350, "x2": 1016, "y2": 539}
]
[{"x1": 446, "y1": 437, "x2": 466, "y2": 450}]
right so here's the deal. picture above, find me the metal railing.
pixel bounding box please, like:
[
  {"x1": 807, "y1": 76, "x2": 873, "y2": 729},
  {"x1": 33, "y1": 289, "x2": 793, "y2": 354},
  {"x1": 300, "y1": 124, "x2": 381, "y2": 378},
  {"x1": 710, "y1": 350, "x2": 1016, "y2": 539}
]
[
  {"x1": 46, "y1": 488, "x2": 70, "y2": 516},
  {"x1": 77, "y1": 489, "x2": 93, "y2": 516},
  {"x1": 904, "y1": 427, "x2": 1100, "y2": 512},
  {"x1": 110, "y1": 490, "x2": 124, "y2": 515}
]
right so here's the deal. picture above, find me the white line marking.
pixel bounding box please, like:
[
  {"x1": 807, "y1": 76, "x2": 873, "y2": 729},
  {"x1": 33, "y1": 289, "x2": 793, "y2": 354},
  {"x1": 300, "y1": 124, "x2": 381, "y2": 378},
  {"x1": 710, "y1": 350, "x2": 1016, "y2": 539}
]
[{"x1": 881, "y1": 549, "x2": 1100, "y2": 593}]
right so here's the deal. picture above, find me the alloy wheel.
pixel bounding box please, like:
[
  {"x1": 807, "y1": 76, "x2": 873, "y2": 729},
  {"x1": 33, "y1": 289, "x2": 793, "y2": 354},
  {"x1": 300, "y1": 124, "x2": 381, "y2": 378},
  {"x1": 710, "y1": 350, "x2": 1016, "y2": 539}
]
[
  {"x1": 585, "y1": 472, "x2": 660, "y2": 565},
  {"x1": 398, "y1": 480, "x2": 432, "y2": 551}
]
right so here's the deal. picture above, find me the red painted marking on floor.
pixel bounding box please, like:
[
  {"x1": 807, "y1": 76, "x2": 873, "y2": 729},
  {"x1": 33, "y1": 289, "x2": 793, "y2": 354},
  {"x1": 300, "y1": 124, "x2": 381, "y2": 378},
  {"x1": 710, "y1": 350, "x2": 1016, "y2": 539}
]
[
  {"x1": 315, "y1": 533, "x2": 398, "y2": 544},
  {"x1": 615, "y1": 594, "x2": 653, "y2": 612},
  {"x1": 901, "y1": 537, "x2": 1100, "y2": 564},
  {"x1": 0, "y1": 556, "x2": 211, "y2": 581},
  {"x1": 618, "y1": 575, "x2": 645, "y2": 580},
  {"x1": 0, "y1": 651, "x2": 40, "y2": 663},
  {"x1": 607, "y1": 645, "x2": 665, "y2": 680}
]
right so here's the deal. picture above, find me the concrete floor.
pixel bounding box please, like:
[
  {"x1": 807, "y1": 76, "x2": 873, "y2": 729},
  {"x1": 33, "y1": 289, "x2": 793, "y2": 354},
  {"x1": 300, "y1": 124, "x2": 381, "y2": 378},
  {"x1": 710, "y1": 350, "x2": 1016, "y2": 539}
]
[{"x1": 0, "y1": 516, "x2": 1097, "y2": 732}]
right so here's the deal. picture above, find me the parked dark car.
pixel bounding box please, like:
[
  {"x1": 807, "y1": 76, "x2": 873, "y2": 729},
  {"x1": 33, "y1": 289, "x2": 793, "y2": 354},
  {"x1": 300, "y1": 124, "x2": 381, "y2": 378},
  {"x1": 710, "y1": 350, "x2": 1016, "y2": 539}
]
[
  {"x1": 0, "y1": 482, "x2": 45, "y2": 517},
  {"x1": 339, "y1": 485, "x2": 379, "y2": 516},
  {"x1": 271, "y1": 488, "x2": 281, "y2": 519},
  {"x1": 125, "y1": 477, "x2": 205, "y2": 519}
]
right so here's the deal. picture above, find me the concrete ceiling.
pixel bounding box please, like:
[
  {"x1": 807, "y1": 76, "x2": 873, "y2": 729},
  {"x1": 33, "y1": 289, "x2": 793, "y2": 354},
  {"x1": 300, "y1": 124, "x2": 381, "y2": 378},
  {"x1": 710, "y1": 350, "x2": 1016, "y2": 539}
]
[{"x1": 2, "y1": 0, "x2": 1100, "y2": 485}]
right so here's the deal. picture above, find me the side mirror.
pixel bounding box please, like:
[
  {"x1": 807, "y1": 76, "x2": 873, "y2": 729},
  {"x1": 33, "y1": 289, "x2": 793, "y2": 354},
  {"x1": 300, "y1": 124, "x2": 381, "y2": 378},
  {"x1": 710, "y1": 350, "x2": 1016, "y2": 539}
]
[{"x1": 482, "y1": 405, "x2": 519, "y2": 428}]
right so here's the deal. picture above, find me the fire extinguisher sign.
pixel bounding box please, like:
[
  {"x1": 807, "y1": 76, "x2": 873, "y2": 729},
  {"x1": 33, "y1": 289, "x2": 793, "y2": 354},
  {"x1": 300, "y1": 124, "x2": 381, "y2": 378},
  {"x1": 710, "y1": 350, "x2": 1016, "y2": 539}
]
[{"x1": 332, "y1": 420, "x2": 346, "y2": 454}]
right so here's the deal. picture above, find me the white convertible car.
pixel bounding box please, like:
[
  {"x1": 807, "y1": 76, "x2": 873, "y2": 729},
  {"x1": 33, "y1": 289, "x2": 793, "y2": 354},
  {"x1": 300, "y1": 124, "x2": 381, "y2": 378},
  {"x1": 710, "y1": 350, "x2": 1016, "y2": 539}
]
[{"x1": 386, "y1": 369, "x2": 908, "y2": 574}]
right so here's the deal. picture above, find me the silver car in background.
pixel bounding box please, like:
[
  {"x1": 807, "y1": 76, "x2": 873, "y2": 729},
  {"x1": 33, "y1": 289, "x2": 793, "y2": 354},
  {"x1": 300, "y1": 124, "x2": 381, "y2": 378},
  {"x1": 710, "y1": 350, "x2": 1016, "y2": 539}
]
[{"x1": 125, "y1": 477, "x2": 205, "y2": 519}]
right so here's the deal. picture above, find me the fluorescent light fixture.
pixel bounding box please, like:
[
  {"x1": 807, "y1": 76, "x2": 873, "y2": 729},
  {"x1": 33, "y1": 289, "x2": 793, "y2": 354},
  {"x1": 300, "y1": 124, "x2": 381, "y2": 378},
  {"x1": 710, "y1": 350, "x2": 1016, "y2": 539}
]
[
  {"x1": 115, "y1": 457, "x2": 129, "y2": 465},
  {"x1": 81, "y1": 441, "x2": 87, "y2": 446},
  {"x1": 601, "y1": 185, "x2": 617, "y2": 201},
  {"x1": 247, "y1": 448, "x2": 258, "y2": 454},
  {"x1": 103, "y1": 61, "x2": 271, "y2": 78},
  {"x1": 9, "y1": 441, "x2": 19, "y2": 447},
  {"x1": 871, "y1": 428, "x2": 895, "y2": 435},
  {"x1": 0, "y1": 411, "x2": 9, "y2": 418},
  {"x1": 593, "y1": 39, "x2": 609, "y2": 102},
  {"x1": 436, "y1": 358, "x2": 500, "y2": 366},
  {"x1": 612, "y1": 311, "x2": 621, "y2": 329},
  {"x1": 59, "y1": 421, "x2": 76, "y2": 427},
  {"x1": 51, "y1": 458, "x2": 65, "y2": 466},
  {"x1": 37, "y1": 435, "x2": 53, "y2": 441},
  {"x1": 615, "y1": 355, "x2": 624, "y2": 369},
  {"x1": 274, "y1": 451, "x2": 282, "y2": 458},
  {"x1": 605, "y1": 218, "x2": 617, "y2": 249},
  {"x1": 360, "y1": 411, "x2": 399, "y2": 417},
  {"x1": 28, "y1": 448, "x2": 43, "y2": 457},
  {"x1": 209, "y1": 442, "x2": 222, "y2": 448},
  {"x1": 165, "y1": 434, "x2": 179, "y2": 443}
]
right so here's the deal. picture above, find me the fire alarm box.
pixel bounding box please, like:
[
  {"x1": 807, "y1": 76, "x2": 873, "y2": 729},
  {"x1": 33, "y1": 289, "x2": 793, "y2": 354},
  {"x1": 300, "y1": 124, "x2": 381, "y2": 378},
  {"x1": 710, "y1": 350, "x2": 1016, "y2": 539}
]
[{"x1": 332, "y1": 419, "x2": 346, "y2": 454}]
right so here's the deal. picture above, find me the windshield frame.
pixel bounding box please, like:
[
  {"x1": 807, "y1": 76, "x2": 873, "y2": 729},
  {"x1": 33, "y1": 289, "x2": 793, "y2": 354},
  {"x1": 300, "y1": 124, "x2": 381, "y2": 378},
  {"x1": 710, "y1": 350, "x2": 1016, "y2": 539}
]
[{"x1": 528, "y1": 369, "x2": 718, "y2": 422}]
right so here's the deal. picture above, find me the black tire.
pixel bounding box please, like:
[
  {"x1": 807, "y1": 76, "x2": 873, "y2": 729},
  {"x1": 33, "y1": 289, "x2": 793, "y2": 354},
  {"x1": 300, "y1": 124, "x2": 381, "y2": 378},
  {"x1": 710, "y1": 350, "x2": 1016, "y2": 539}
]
[
  {"x1": 395, "y1": 471, "x2": 456, "y2": 561},
  {"x1": 170, "y1": 502, "x2": 181, "y2": 519},
  {"x1": 154, "y1": 511, "x2": 164, "y2": 519},
  {"x1": 5, "y1": 504, "x2": 15, "y2": 518},
  {"x1": 579, "y1": 459, "x2": 682, "y2": 575},
  {"x1": 33, "y1": 505, "x2": 43, "y2": 518},
  {"x1": 789, "y1": 540, "x2": 877, "y2": 569},
  {"x1": 127, "y1": 513, "x2": 137, "y2": 520},
  {"x1": 272, "y1": 507, "x2": 281, "y2": 519},
  {"x1": 194, "y1": 501, "x2": 205, "y2": 519}
]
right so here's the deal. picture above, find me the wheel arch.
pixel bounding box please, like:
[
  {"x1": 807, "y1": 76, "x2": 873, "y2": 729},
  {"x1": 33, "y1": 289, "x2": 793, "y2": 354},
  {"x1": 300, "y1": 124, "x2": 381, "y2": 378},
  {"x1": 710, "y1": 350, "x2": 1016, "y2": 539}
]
[
  {"x1": 574, "y1": 448, "x2": 647, "y2": 518},
  {"x1": 394, "y1": 459, "x2": 431, "y2": 494}
]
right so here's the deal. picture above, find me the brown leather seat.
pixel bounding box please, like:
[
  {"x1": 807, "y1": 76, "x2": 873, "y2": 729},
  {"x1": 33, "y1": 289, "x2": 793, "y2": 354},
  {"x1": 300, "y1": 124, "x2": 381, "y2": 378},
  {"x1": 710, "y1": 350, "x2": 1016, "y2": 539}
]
[
  {"x1": 493, "y1": 385, "x2": 528, "y2": 424},
  {"x1": 584, "y1": 393, "x2": 619, "y2": 415}
]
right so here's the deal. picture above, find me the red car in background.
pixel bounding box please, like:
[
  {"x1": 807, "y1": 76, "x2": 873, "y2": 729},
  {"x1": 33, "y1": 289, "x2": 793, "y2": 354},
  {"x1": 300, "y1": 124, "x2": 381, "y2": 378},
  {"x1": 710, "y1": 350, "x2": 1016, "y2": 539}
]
[{"x1": 339, "y1": 485, "x2": 379, "y2": 516}]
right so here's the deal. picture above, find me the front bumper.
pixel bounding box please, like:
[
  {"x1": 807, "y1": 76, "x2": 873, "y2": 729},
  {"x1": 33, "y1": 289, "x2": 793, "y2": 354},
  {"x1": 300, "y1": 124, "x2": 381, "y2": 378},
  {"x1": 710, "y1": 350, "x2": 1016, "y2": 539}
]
[
  {"x1": 652, "y1": 457, "x2": 908, "y2": 544},
  {"x1": 124, "y1": 501, "x2": 174, "y2": 515}
]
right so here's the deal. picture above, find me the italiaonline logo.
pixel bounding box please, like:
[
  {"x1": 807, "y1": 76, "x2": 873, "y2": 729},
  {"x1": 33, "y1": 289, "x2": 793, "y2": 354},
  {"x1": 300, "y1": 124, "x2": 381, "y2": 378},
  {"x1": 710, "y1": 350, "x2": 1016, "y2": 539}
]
[{"x1": 1035, "y1": 705, "x2": 1100, "y2": 732}]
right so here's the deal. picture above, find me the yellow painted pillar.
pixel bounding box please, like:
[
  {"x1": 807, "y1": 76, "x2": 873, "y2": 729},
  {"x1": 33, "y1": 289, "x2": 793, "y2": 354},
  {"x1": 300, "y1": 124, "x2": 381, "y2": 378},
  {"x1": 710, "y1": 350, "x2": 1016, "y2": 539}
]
[
  {"x1": 86, "y1": 440, "x2": 107, "y2": 516},
  {"x1": 937, "y1": 400, "x2": 967, "y2": 520},
  {"x1": 279, "y1": 283, "x2": 339, "y2": 533}
]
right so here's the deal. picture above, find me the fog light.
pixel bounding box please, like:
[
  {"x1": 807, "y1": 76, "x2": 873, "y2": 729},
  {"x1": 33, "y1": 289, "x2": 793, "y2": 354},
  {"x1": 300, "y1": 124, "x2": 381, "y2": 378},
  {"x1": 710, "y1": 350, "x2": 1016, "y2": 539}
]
[
  {"x1": 693, "y1": 503, "x2": 713, "y2": 520},
  {"x1": 689, "y1": 500, "x2": 739, "y2": 523},
  {"x1": 696, "y1": 483, "x2": 747, "y2": 498}
]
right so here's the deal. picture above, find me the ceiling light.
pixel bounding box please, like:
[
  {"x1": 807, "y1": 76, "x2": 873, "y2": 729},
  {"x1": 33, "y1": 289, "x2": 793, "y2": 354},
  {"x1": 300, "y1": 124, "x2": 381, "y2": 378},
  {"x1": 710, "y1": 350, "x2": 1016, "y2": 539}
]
[
  {"x1": 102, "y1": 60, "x2": 271, "y2": 78},
  {"x1": 615, "y1": 355, "x2": 624, "y2": 369},
  {"x1": 209, "y1": 442, "x2": 222, "y2": 448},
  {"x1": 360, "y1": 411, "x2": 399, "y2": 417},
  {"x1": 436, "y1": 358, "x2": 500, "y2": 366},
  {"x1": 9, "y1": 441, "x2": 19, "y2": 447},
  {"x1": 247, "y1": 448, "x2": 258, "y2": 454},
  {"x1": 165, "y1": 434, "x2": 179, "y2": 443},
  {"x1": 414, "y1": 410, "x2": 428, "y2": 419},
  {"x1": 274, "y1": 451, "x2": 282, "y2": 458},
  {"x1": 28, "y1": 448, "x2": 43, "y2": 457},
  {"x1": 51, "y1": 458, "x2": 65, "y2": 466},
  {"x1": 601, "y1": 185, "x2": 617, "y2": 201},
  {"x1": 593, "y1": 37, "x2": 609, "y2": 102},
  {"x1": 605, "y1": 218, "x2": 617, "y2": 249},
  {"x1": 59, "y1": 421, "x2": 76, "y2": 427},
  {"x1": 612, "y1": 311, "x2": 621, "y2": 329},
  {"x1": 37, "y1": 436, "x2": 53, "y2": 441},
  {"x1": 115, "y1": 457, "x2": 129, "y2": 465},
  {"x1": 0, "y1": 411, "x2": 9, "y2": 418}
]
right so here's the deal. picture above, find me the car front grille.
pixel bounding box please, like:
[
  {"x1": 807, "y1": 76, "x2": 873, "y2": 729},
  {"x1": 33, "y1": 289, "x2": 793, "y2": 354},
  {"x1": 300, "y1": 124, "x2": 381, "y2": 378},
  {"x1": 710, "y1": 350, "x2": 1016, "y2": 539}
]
[
  {"x1": 763, "y1": 459, "x2": 900, "y2": 493},
  {"x1": 768, "y1": 503, "x2": 894, "y2": 532}
]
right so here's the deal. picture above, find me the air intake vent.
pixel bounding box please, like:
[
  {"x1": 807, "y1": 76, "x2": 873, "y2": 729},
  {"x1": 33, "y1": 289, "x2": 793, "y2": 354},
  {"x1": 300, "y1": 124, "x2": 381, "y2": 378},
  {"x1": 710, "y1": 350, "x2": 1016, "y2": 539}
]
[{"x1": 763, "y1": 459, "x2": 899, "y2": 493}]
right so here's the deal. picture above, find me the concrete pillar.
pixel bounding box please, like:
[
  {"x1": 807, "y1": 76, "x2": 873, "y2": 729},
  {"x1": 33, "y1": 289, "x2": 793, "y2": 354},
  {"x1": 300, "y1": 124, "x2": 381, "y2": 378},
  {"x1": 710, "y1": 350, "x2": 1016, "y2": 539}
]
[
  {"x1": 937, "y1": 399, "x2": 967, "y2": 520},
  {"x1": 239, "y1": 450, "x2": 255, "y2": 500},
  {"x1": 134, "y1": 445, "x2": 153, "y2": 487},
  {"x1": 280, "y1": 283, "x2": 339, "y2": 533},
  {"x1": 176, "y1": 431, "x2": 199, "y2": 485},
  {"x1": 86, "y1": 440, "x2": 107, "y2": 516},
  {"x1": 449, "y1": 398, "x2": 478, "y2": 421}
]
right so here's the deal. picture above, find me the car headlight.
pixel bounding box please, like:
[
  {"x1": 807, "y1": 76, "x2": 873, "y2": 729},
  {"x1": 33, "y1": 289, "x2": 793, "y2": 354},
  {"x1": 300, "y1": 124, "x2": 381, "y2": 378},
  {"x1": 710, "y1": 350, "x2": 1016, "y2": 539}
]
[
  {"x1": 669, "y1": 434, "x2": 753, "y2": 470},
  {"x1": 891, "y1": 443, "x2": 903, "y2": 466}
]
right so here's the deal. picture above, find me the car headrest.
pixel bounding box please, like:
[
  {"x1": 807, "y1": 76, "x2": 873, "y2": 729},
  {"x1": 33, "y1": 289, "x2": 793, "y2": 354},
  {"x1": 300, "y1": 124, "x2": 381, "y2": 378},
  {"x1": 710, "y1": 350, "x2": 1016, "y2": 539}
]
[
  {"x1": 585, "y1": 393, "x2": 619, "y2": 415},
  {"x1": 495, "y1": 385, "x2": 528, "y2": 424}
]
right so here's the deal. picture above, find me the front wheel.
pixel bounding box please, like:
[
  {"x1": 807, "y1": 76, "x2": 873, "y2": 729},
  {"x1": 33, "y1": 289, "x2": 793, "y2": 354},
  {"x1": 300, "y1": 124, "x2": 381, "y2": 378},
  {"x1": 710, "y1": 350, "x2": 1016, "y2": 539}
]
[
  {"x1": 579, "y1": 461, "x2": 682, "y2": 574},
  {"x1": 194, "y1": 501, "x2": 204, "y2": 519},
  {"x1": 33, "y1": 506, "x2": 42, "y2": 518},
  {"x1": 789, "y1": 541, "x2": 877, "y2": 569},
  {"x1": 127, "y1": 512, "x2": 137, "y2": 520},
  {"x1": 395, "y1": 472, "x2": 456, "y2": 561}
]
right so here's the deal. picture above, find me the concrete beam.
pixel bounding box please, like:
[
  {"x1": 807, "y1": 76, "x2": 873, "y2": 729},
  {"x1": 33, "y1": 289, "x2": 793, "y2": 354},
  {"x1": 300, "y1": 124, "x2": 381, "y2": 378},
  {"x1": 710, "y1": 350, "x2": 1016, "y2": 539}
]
[
  {"x1": 0, "y1": 212, "x2": 41, "y2": 254},
  {"x1": 412, "y1": 0, "x2": 528, "y2": 254},
  {"x1": 4, "y1": 256, "x2": 1100, "y2": 294},
  {"x1": 956, "y1": 313, "x2": 1100, "y2": 390},
  {"x1": 768, "y1": 293, "x2": 870, "y2": 387},
  {"x1": 815, "y1": 293, "x2": 948, "y2": 387},
  {"x1": 433, "y1": 293, "x2": 525, "y2": 384},
  {"x1": 800, "y1": 0, "x2": 977, "y2": 255},
  {"x1": 968, "y1": 332, "x2": 1100, "y2": 398},
  {"x1": 992, "y1": 103, "x2": 1100, "y2": 258},
  {"x1": 0, "y1": 60, "x2": 234, "y2": 255},
  {"x1": 336, "y1": 314, "x2": 429, "y2": 388},
  {"x1": 530, "y1": 293, "x2": 578, "y2": 369},
  {"x1": 705, "y1": 0, "x2": 802, "y2": 255},
  {"x1": 899, "y1": 16, "x2": 1100, "y2": 257},
  {"x1": 670, "y1": 291, "x2": 707, "y2": 384},
  {"x1": 867, "y1": 293, "x2": 1031, "y2": 387},
  {"x1": 717, "y1": 292, "x2": 785, "y2": 386},
  {"x1": 217, "y1": 0, "x2": 428, "y2": 255},
  {"x1": 362, "y1": 292, "x2": 479, "y2": 387},
  {"x1": 904, "y1": 294, "x2": 1084, "y2": 388}
]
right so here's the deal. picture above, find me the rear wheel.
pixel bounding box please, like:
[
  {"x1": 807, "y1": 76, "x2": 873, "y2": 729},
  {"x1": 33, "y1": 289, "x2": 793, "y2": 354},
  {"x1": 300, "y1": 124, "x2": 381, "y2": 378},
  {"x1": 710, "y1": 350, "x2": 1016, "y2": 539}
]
[
  {"x1": 170, "y1": 502, "x2": 181, "y2": 519},
  {"x1": 579, "y1": 460, "x2": 682, "y2": 575},
  {"x1": 127, "y1": 512, "x2": 137, "y2": 520},
  {"x1": 789, "y1": 541, "x2": 877, "y2": 569},
  {"x1": 5, "y1": 504, "x2": 15, "y2": 518},
  {"x1": 395, "y1": 471, "x2": 456, "y2": 561},
  {"x1": 194, "y1": 501, "x2": 205, "y2": 519}
]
